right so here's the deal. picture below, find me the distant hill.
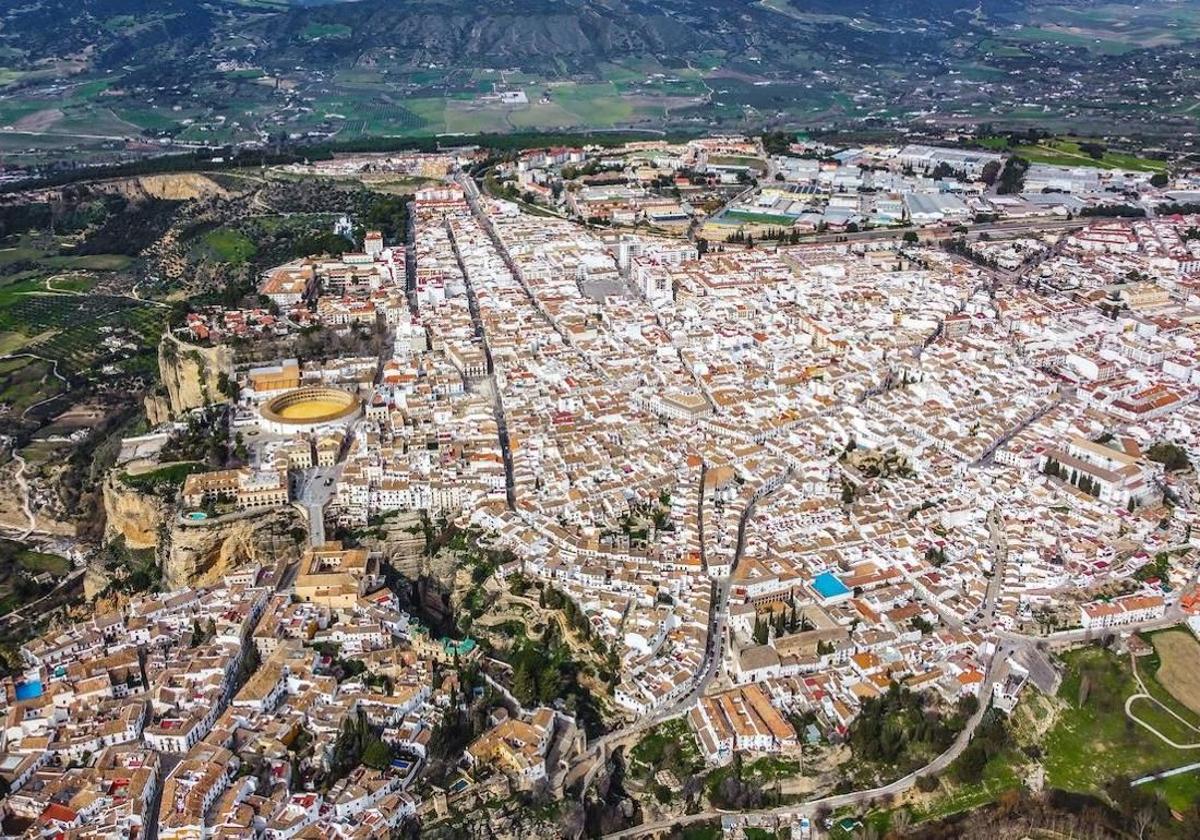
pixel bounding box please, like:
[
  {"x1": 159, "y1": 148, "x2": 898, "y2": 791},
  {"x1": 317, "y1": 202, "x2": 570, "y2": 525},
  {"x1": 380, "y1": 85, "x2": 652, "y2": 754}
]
[
  {"x1": 0, "y1": 0, "x2": 1025, "y2": 76},
  {"x1": 0, "y1": 1, "x2": 1196, "y2": 152}
]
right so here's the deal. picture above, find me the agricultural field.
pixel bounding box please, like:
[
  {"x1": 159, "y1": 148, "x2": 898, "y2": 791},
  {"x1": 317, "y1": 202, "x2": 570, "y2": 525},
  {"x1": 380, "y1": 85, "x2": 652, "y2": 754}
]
[
  {"x1": 198, "y1": 228, "x2": 257, "y2": 265},
  {"x1": 1146, "y1": 629, "x2": 1200, "y2": 716},
  {"x1": 40, "y1": 254, "x2": 133, "y2": 272},
  {"x1": 297, "y1": 72, "x2": 712, "y2": 138},
  {"x1": 548, "y1": 83, "x2": 637, "y2": 126},
  {"x1": 0, "y1": 355, "x2": 65, "y2": 416},
  {"x1": 1017, "y1": 2, "x2": 1200, "y2": 50},
  {"x1": 1011, "y1": 137, "x2": 1168, "y2": 172},
  {"x1": 1006, "y1": 26, "x2": 1139, "y2": 55},
  {"x1": 300, "y1": 23, "x2": 352, "y2": 41},
  {"x1": 309, "y1": 95, "x2": 430, "y2": 136},
  {"x1": 0, "y1": 0, "x2": 1197, "y2": 169},
  {"x1": 0, "y1": 230, "x2": 164, "y2": 377},
  {"x1": 31, "y1": 305, "x2": 165, "y2": 380},
  {"x1": 45, "y1": 274, "x2": 98, "y2": 294}
]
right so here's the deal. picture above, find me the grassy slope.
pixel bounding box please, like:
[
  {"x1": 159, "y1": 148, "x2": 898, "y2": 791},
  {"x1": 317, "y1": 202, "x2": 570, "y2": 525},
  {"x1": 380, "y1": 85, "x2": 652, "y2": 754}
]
[{"x1": 1013, "y1": 138, "x2": 1166, "y2": 172}]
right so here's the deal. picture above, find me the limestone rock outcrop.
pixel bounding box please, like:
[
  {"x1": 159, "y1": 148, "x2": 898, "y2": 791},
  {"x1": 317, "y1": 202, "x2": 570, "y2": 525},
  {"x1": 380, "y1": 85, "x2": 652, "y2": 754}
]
[
  {"x1": 132, "y1": 173, "x2": 227, "y2": 201},
  {"x1": 158, "y1": 334, "x2": 234, "y2": 418},
  {"x1": 162, "y1": 506, "x2": 304, "y2": 590},
  {"x1": 83, "y1": 560, "x2": 115, "y2": 602},
  {"x1": 144, "y1": 393, "x2": 172, "y2": 427},
  {"x1": 102, "y1": 473, "x2": 169, "y2": 551}
]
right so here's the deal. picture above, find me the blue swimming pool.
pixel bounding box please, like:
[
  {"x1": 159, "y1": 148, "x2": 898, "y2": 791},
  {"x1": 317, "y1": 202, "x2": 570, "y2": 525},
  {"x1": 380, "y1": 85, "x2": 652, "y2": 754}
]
[
  {"x1": 811, "y1": 571, "x2": 851, "y2": 600},
  {"x1": 15, "y1": 680, "x2": 43, "y2": 701}
]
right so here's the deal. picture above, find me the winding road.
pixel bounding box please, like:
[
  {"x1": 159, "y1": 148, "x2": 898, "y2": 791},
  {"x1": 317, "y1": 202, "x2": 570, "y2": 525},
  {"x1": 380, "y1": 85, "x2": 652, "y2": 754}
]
[
  {"x1": 602, "y1": 644, "x2": 1013, "y2": 839},
  {"x1": 596, "y1": 603, "x2": 1199, "y2": 838}
]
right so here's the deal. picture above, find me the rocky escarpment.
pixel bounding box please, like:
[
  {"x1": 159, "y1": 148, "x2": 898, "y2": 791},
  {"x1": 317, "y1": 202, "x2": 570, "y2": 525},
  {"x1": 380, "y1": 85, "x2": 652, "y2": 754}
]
[
  {"x1": 102, "y1": 473, "x2": 170, "y2": 551},
  {"x1": 422, "y1": 797, "x2": 587, "y2": 840},
  {"x1": 96, "y1": 474, "x2": 304, "y2": 596},
  {"x1": 163, "y1": 506, "x2": 305, "y2": 591},
  {"x1": 143, "y1": 393, "x2": 172, "y2": 427},
  {"x1": 158, "y1": 334, "x2": 234, "y2": 418},
  {"x1": 130, "y1": 173, "x2": 227, "y2": 202}
]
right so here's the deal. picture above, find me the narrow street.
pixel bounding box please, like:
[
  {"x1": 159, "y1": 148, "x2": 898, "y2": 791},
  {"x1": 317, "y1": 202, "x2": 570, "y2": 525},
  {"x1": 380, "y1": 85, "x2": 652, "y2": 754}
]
[
  {"x1": 571, "y1": 479, "x2": 785, "y2": 797},
  {"x1": 445, "y1": 214, "x2": 517, "y2": 510},
  {"x1": 982, "y1": 508, "x2": 1008, "y2": 622}
]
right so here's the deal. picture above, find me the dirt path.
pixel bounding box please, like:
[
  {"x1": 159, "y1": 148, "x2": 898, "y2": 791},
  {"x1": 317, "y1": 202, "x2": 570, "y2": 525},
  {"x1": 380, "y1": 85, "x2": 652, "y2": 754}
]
[
  {"x1": 0, "y1": 352, "x2": 68, "y2": 390},
  {"x1": 43, "y1": 274, "x2": 90, "y2": 295},
  {"x1": 10, "y1": 452, "x2": 36, "y2": 539},
  {"x1": 1125, "y1": 653, "x2": 1200, "y2": 749}
]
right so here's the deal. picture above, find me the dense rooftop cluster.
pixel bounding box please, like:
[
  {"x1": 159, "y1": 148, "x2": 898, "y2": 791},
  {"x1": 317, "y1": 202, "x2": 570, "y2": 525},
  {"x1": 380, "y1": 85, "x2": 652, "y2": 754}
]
[{"x1": 4, "y1": 144, "x2": 1200, "y2": 834}]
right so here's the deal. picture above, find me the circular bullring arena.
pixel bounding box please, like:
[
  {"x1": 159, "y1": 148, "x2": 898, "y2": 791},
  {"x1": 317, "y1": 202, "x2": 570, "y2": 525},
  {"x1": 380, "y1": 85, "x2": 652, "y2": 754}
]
[{"x1": 259, "y1": 386, "x2": 362, "y2": 435}]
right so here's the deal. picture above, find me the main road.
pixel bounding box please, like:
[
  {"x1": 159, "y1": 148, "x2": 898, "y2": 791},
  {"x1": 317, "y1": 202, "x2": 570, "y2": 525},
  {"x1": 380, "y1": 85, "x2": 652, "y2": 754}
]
[{"x1": 292, "y1": 463, "x2": 342, "y2": 546}]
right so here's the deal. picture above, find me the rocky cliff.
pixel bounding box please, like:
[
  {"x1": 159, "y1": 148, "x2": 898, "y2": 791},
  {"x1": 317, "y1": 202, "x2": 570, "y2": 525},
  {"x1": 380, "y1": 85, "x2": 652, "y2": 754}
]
[
  {"x1": 162, "y1": 506, "x2": 304, "y2": 591},
  {"x1": 132, "y1": 173, "x2": 227, "y2": 202},
  {"x1": 83, "y1": 561, "x2": 115, "y2": 602},
  {"x1": 158, "y1": 334, "x2": 234, "y2": 418},
  {"x1": 102, "y1": 473, "x2": 169, "y2": 551},
  {"x1": 144, "y1": 393, "x2": 172, "y2": 427}
]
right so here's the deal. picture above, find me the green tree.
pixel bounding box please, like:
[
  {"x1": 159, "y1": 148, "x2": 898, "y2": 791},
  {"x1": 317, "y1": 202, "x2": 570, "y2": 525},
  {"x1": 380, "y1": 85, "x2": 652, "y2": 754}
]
[
  {"x1": 216, "y1": 371, "x2": 237, "y2": 400},
  {"x1": 362, "y1": 738, "x2": 393, "y2": 770},
  {"x1": 512, "y1": 662, "x2": 535, "y2": 704},
  {"x1": 1147, "y1": 442, "x2": 1189, "y2": 472},
  {"x1": 997, "y1": 156, "x2": 1030, "y2": 194},
  {"x1": 752, "y1": 614, "x2": 769, "y2": 646}
]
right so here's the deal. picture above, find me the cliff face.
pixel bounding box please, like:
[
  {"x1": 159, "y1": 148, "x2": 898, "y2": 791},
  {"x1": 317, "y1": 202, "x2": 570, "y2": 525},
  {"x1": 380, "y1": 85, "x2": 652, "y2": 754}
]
[
  {"x1": 132, "y1": 173, "x2": 227, "y2": 201},
  {"x1": 144, "y1": 393, "x2": 172, "y2": 427},
  {"x1": 162, "y1": 506, "x2": 304, "y2": 590},
  {"x1": 102, "y1": 474, "x2": 169, "y2": 551},
  {"x1": 158, "y1": 335, "x2": 234, "y2": 418},
  {"x1": 97, "y1": 477, "x2": 303, "y2": 595}
]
